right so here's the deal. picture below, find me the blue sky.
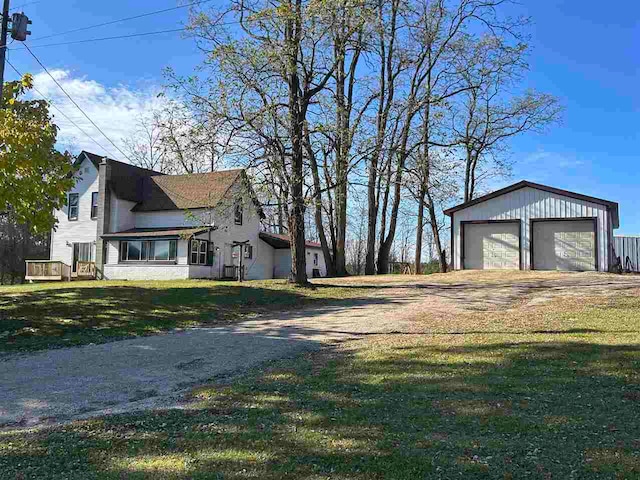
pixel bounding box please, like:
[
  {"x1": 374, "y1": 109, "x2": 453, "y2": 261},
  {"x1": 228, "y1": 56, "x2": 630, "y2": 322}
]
[{"x1": 5, "y1": 0, "x2": 640, "y2": 233}]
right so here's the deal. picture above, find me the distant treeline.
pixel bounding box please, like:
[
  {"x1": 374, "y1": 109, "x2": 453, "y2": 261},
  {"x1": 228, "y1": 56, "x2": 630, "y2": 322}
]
[{"x1": 0, "y1": 212, "x2": 50, "y2": 284}]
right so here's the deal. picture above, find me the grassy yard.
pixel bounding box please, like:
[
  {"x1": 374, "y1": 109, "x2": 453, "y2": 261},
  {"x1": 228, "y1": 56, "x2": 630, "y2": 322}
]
[
  {"x1": 1, "y1": 290, "x2": 639, "y2": 479},
  {"x1": 0, "y1": 279, "x2": 370, "y2": 353}
]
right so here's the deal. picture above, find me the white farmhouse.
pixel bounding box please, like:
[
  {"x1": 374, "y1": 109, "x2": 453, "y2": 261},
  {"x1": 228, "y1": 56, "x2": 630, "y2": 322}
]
[{"x1": 43, "y1": 151, "x2": 326, "y2": 281}]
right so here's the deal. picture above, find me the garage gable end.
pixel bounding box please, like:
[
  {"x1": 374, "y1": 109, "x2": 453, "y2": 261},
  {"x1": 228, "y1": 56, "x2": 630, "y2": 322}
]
[
  {"x1": 444, "y1": 180, "x2": 619, "y2": 228},
  {"x1": 448, "y1": 182, "x2": 615, "y2": 272}
]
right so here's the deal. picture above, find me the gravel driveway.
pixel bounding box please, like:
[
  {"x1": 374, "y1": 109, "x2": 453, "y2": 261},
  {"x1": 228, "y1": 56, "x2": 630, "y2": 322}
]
[{"x1": 2, "y1": 271, "x2": 638, "y2": 428}]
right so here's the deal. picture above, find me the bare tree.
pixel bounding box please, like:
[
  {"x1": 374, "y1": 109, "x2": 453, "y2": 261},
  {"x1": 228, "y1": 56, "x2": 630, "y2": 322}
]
[{"x1": 452, "y1": 34, "x2": 563, "y2": 201}]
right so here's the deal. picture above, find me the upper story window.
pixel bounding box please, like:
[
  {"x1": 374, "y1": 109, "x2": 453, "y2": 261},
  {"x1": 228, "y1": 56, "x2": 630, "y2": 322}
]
[
  {"x1": 234, "y1": 201, "x2": 243, "y2": 225},
  {"x1": 313, "y1": 252, "x2": 319, "y2": 266},
  {"x1": 90, "y1": 192, "x2": 99, "y2": 219},
  {"x1": 68, "y1": 193, "x2": 79, "y2": 221}
]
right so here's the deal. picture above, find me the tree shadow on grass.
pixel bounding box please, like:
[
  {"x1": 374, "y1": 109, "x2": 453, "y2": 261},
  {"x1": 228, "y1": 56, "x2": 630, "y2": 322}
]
[
  {"x1": 0, "y1": 283, "x2": 391, "y2": 353},
  {"x1": 2, "y1": 337, "x2": 639, "y2": 479}
]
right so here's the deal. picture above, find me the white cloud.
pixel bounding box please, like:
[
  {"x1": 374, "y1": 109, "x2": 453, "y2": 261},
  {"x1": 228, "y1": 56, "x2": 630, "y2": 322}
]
[
  {"x1": 30, "y1": 69, "x2": 164, "y2": 160},
  {"x1": 521, "y1": 150, "x2": 585, "y2": 169}
]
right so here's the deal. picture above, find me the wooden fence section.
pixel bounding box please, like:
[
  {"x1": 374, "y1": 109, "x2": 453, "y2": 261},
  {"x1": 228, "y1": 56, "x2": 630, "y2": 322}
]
[{"x1": 614, "y1": 236, "x2": 640, "y2": 272}]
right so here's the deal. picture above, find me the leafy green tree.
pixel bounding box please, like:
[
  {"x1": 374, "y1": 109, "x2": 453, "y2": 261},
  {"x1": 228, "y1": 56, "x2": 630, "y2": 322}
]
[{"x1": 0, "y1": 75, "x2": 74, "y2": 233}]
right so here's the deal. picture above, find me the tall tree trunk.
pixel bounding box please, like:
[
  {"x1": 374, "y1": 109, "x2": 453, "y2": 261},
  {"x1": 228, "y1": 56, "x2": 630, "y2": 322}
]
[
  {"x1": 426, "y1": 188, "x2": 447, "y2": 273},
  {"x1": 366, "y1": 0, "x2": 398, "y2": 275},
  {"x1": 285, "y1": 0, "x2": 307, "y2": 285},
  {"x1": 305, "y1": 123, "x2": 337, "y2": 277},
  {"x1": 414, "y1": 186, "x2": 426, "y2": 274},
  {"x1": 334, "y1": 33, "x2": 348, "y2": 276}
]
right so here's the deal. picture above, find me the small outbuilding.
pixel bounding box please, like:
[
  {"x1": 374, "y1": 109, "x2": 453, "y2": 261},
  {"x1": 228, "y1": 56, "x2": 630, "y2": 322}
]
[{"x1": 444, "y1": 180, "x2": 619, "y2": 272}]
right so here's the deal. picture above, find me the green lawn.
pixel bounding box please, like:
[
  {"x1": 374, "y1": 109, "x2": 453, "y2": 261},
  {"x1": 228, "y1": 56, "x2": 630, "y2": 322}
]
[
  {"x1": 1, "y1": 292, "x2": 639, "y2": 479},
  {"x1": 0, "y1": 279, "x2": 369, "y2": 353}
]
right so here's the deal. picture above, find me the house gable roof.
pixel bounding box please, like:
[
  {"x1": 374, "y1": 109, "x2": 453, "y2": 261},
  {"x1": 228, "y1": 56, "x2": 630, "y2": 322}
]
[
  {"x1": 132, "y1": 169, "x2": 245, "y2": 212},
  {"x1": 443, "y1": 180, "x2": 619, "y2": 228},
  {"x1": 77, "y1": 151, "x2": 265, "y2": 217},
  {"x1": 76, "y1": 151, "x2": 164, "y2": 203}
]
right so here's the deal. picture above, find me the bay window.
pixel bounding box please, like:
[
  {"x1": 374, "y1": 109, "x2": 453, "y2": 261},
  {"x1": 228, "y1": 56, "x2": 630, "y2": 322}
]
[{"x1": 120, "y1": 239, "x2": 177, "y2": 262}]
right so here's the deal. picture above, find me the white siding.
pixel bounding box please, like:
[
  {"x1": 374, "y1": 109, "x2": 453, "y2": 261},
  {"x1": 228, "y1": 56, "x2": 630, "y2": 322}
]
[
  {"x1": 272, "y1": 247, "x2": 326, "y2": 279},
  {"x1": 306, "y1": 247, "x2": 327, "y2": 278},
  {"x1": 134, "y1": 209, "x2": 208, "y2": 229},
  {"x1": 273, "y1": 249, "x2": 291, "y2": 279},
  {"x1": 451, "y1": 186, "x2": 611, "y2": 271},
  {"x1": 50, "y1": 157, "x2": 99, "y2": 266},
  {"x1": 104, "y1": 264, "x2": 190, "y2": 280},
  {"x1": 190, "y1": 182, "x2": 271, "y2": 280},
  {"x1": 109, "y1": 196, "x2": 136, "y2": 232},
  {"x1": 103, "y1": 179, "x2": 273, "y2": 280}
]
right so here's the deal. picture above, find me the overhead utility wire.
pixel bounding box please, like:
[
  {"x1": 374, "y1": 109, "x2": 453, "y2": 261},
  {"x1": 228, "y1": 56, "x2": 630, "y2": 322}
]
[
  {"x1": 23, "y1": 42, "x2": 132, "y2": 162},
  {"x1": 9, "y1": 0, "x2": 41, "y2": 12},
  {"x1": 20, "y1": 27, "x2": 186, "y2": 48},
  {"x1": 5, "y1": 57, "x2": 118, "y2": 157},
  {"x1": 31, "y1": 0, "x2": 216, "y2": 42},
  {"x1": 2, "y1": 20, "x2": 240, "y2": 51}
]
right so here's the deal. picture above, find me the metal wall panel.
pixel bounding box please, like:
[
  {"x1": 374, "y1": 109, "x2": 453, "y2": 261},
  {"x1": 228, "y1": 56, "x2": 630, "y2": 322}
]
[
  {"x1": 452, "y1": 187, "x2": 611, "y2": 271},
  {"x1": 614, "y1": 236, "x2": 640, "y2": 272}
]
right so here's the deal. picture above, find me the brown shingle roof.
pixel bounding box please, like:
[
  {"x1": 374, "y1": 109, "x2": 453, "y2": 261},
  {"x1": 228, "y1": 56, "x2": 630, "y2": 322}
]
[
  {"x1": 133, "y1": 169, "x2": 244, "y2": 212},
  {"x1": 77, "y1": 151, "x2": 164, "y2": 203},
  {"x1": 78, "y1": 151, "x2": 263, "y2": 215}
]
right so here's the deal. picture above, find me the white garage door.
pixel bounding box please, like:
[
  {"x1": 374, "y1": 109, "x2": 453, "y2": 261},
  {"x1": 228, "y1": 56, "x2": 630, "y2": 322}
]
[
  {"x1": 532, "y1": 220, "x2": 596, "y2": 271},
  {"x1": 463, "y1": 222, "x2": 520, "y2": 269}
]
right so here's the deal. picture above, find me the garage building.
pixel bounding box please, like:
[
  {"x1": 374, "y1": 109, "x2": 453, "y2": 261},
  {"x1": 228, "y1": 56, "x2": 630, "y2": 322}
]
[{"x1": 444, "y1": 181, "x2": 619, "y2": 272}]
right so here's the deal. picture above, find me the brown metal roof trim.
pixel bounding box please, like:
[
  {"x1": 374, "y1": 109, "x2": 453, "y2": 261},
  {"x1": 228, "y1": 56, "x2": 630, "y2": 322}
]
[
  {"x1": 443, "y1": 180, "x2": 619, "y2": 228},
  {"x1": 259, "y1": 232, "x2": 322, "y2": 249},
  {"x1": 102, "y1": 226, "x2": 212, "y2": 239}
]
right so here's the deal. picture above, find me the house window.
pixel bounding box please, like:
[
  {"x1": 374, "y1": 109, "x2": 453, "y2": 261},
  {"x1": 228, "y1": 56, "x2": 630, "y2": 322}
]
[
  {"x1": 68, "y1": 193, "x2": 79, "y2": 220},
  {"x1": 244, "y1": 244, "x2": 253, "y2": 259},
  {"x1": 90, "y1": 192, "x2": 99, "y2": 219},
  {"x1": 190, "y1": 239, "x2": 211, "y2": 265},
  {"x1": 120, "y1": 240, "x2": 177, "y2": 262},
  {"x1": 234, "y1": 201, "x2": 243, "y2": 225},
  {"x1": 313, "y1": 252, "x2": 319, "y2": 266}
]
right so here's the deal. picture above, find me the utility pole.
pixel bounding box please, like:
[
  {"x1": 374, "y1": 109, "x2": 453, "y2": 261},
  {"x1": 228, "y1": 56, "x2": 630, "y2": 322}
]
[
  {"x1": 0, "y1": 0, "x2": 9, "y2": 101},
  {"x1": 0, "y1": 2, "x2": 31, "y2": 103}
]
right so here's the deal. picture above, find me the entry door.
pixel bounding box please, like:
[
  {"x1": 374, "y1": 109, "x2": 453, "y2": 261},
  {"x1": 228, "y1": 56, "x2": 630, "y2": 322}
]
[
  {"x1": 72, "y1": 242, "x2": 94, "y2": 273},
  {"x1": 532, "y1": 220, "x2": 596, "y2": 271},
  {"x1": 463, "y1": 222, "x2": 520, "y2": 269}
]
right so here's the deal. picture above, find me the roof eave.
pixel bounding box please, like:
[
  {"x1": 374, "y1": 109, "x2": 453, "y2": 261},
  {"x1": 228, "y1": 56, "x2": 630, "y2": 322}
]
[{"x1": 444, "y1": 181, "x2": 619, "y2": 221}]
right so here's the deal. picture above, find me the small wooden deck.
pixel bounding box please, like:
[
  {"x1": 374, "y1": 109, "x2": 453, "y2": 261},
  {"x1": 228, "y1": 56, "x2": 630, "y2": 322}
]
[{"x1": 25, "y1": 260, "x2": 96, "y2": 282}]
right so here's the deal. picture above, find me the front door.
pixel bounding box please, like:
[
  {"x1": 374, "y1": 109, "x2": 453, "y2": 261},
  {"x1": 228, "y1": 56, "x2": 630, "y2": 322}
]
[{"x1": 72, "y1": 242, "x2": 94, "y2": 273}]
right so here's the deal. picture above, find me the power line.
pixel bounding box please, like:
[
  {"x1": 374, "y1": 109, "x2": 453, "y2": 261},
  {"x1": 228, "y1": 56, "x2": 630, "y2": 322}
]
[
  {"x1": 2, "y1": 20, "x2": 241, "y2": 52},
  {"x1": 10, "y1": 0, "x2": 41, "y2": 13},
  {"x1": 22, "y1": 42, "x2": 132, "y2": 162},
  {"x1": 18, "y1": 27, "x2": 186, "y2": 49},
  {"x1": 5, "y1": 57, "x2": 118, "y2": 156},
  {"x1": 31, "y1": 0, "x2": 216, "y2": 42}
]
